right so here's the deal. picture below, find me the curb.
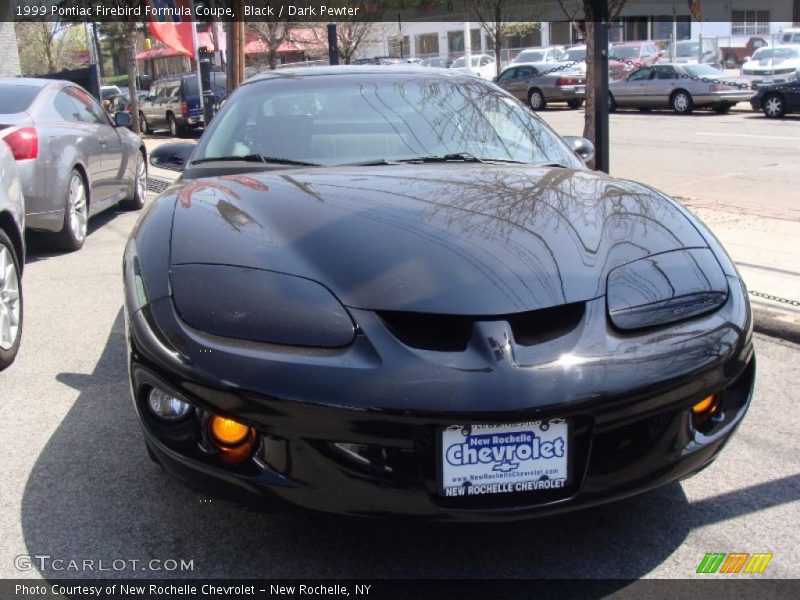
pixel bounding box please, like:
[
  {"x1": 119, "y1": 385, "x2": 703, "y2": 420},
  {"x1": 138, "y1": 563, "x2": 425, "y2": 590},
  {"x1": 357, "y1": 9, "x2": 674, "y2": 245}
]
[{"x1": 753, "y1": 309, "x2": 800, "y2": 345}]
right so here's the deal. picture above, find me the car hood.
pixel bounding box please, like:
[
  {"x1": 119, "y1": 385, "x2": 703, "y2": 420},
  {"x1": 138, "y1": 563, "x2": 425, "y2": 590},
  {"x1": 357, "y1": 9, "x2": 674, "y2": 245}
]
[
  {"x1": 743, "y1": 58, "x2": 800, "y2": 69},
  {"x1": 167, "y1": 164, "x2": 708, "y2": 315}
]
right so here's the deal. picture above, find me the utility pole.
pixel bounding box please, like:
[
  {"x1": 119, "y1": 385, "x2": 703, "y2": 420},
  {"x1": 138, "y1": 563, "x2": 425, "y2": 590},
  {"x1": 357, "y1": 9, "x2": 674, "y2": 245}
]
[{"x1": 592, "y1": 0, "x2": 609, "y2": 173}]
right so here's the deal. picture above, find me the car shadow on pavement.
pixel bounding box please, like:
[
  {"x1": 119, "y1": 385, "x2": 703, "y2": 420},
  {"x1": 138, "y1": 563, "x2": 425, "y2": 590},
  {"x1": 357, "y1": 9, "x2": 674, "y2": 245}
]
[
  {"x1": 24, "y1": 210, "x2": 130, "y2": 263},
  {"x1": 20, "y1": 310, "x2": 800, "y2": 580}
]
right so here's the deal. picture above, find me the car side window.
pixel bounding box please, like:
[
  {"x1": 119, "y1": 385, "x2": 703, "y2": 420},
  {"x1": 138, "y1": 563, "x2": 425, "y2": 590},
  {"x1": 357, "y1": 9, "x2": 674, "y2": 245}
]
[
  {"x1": 66, "y1": 87, "x2": 107, "y2": 125},
  {"x1": 516, "y1": 66, "x2": 536, "y2": 79},
  {"x1": 480, "y1": 56, "x2": 490, "y2": 66},
  {"x1": 652, "y1": 67, "x2": 675, "y2": 80},
  {"x1": 628, "y1": 68, "x2": 651, "y2": 81},
  {"x1": 53, "y1": 91, "x2": 82, "y2": 123},
  {"x1": 497, "y1": 68, "x2": 516, "y2": 83}
]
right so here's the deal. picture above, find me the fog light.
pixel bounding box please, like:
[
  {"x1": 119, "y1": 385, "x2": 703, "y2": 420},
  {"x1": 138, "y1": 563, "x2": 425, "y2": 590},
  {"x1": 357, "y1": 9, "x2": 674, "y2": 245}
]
[
  {"x1": 147, "y1": 387, "x2": 191, "y2": 421},
  {"x1": 692, "y1": 394, "x2": 720, "y2": 426}
]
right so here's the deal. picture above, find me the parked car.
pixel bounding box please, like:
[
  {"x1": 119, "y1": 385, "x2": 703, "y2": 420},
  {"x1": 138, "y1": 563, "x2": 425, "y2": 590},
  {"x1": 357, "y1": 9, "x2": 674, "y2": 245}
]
[
  {"x1": 450, "y1": 54, "x2": 497, "y2": 79},
  {"x1": 510, "y1": 46, "x2": 565, "y2": 64},
  {"x1": 741, "y1": 46, "x2": 800, "y2": 88},
  {"x1": 662, "y1": 39, "x2": 723, "y2": 68},
  {"x1": 139, "y1": 73, "x2": 224, "y2": 136},
  {"x1": 609, "y1": 64, "x2": 753, "y2": 114},
  {"x1": 100, "y1": 85, "x2": 122, "y2": 101},
  {"x1": 495, "y1": 62, "x2": 585, "y2": 110},
  {"x1": 610, "y1": 41, "x2": 662, "y2": 71},
  {"x1": 608, "y1": 63, "x2": 753, "y2": 114},
  {"x1": 421, "y1": 57, "x2": 450, "y2": 68},
  {"x1": 720, "y1": 36, "x2": 771, "y2": 68},
  {"x1": 0, "y1": 78, "x2": 147, "y2": 251},
  {"x1": 558, "y1": 44, "x2": 628, "y2": 80},
  {"x1": 0, "y1": 140, "x2": 25, "y2": 371},
  {"x1": 130, "y1": 65, "x2": 754, "y2": 520},
  {"x1": 779, "y1": 27, "x2": 800, "y2": 44},
  {"x1": 750, "y1": 78, "x2": 800, "y2": 118}
]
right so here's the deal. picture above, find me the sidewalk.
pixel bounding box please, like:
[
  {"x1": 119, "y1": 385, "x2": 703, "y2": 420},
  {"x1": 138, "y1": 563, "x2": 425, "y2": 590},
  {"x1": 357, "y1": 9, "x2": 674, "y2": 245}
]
[{"x1": 681, "y1": 200, "x2": 800, "y2": 342}]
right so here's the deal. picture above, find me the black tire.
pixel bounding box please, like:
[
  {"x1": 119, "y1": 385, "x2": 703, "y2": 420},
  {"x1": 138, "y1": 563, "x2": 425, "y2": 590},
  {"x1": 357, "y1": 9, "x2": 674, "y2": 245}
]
[
  {"x1": 670, "y1": 90, "x2": 694, "y2": 114},
  {"x1": 119, "y1": 151, "x2": 147, "y2": 211},
  {"x1": 762, "y1": 93, "x2": 786, "y2": 119},
  {"x1": 139, "y1": 112, "x2": 148, "y2": 135},
  {"x1": 713, "y1": 104, "x2": 732, "y2": 114},
  {"x1": 53, "y1": 168, "x2": 88, "y2": 252},
  {"x1": 167, "y1": 112, "x2": 182, "y2": 137},
  {"x1": 528, "y1": 88, "x2": 546, "y2": 111},
  {"x1": 608, "y1": 93, "x2": 617, "y2": 113},
  {"x1": 567, "y1": 99, "x2": 583, "y2": 109},
  {"x1": 0, "y1": 228, "x2": 23, "y2": 371}
]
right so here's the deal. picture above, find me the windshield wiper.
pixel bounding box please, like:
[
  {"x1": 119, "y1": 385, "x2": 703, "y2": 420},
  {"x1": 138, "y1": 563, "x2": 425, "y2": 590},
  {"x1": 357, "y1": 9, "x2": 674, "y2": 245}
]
[
  {"x1": 191, "y1": 154, "x2": 320, "y2": 166},
  {"x1": 347, "y1": 153, "x2": 529, "y2": 166}
]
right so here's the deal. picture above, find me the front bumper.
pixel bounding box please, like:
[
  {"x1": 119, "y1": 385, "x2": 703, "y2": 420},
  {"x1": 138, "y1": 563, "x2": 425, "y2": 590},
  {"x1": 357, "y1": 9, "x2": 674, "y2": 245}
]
[{"x1": 127, "y1": 278, "x2": 755, "y2": 521}]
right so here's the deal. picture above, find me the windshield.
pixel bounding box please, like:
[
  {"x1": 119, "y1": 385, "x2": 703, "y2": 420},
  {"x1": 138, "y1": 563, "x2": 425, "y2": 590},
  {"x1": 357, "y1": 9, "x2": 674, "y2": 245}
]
[
  {"x1": 195, "y1": 74, "x2": 582, "y2": 169},
  {"x1": 517, "y1": 50, "x2": 546, "y2": 62},
  {"x1": 611, "y1": 46, "x2": 642, "y2": 59},
  {"x1": 0, "y1": 84, "x2": 41, "y2": 113},
  {"x1": 683, "y1": 64, "x2": 724, "y2": 77},
  {"x1": 561, "y1": 48, "x2": 586, "y2": 62},
  {"x1": 751, "y1": 47, "x2": 800, "y2": 60}
]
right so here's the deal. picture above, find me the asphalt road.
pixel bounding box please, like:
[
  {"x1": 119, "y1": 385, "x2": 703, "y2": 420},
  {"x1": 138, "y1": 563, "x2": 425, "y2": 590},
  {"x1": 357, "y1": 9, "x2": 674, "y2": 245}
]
[{"x1": 1, "y1": 114, "x2": 799, "y2": 580}]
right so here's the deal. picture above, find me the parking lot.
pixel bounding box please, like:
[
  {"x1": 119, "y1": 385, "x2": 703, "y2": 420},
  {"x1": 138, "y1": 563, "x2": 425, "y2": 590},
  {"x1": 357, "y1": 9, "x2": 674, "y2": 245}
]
[{"x1": 1, "y1": 104, "x2": 799, "y2": 580}]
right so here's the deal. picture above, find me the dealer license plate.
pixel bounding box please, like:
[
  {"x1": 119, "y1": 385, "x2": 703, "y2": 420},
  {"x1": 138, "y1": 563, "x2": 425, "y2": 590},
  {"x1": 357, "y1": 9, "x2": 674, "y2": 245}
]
[
  {"x1": 440, "y1": 420, "x2": 568, "y2": 498},
  {"x1": 574, "y1": 85, "x2": 586, "y2": 95}
]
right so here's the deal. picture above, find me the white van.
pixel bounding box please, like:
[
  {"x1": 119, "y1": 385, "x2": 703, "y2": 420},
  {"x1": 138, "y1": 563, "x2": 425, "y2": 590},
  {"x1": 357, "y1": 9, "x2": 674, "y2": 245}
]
[{"x1": 780, "y1": 28, "x2": 800, "y2": 44}]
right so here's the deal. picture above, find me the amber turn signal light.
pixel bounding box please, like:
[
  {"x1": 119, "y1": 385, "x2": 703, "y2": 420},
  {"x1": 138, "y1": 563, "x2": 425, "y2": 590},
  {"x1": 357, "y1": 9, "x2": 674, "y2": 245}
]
[
  {"x1": 209, "y1": 416, "x2": 250, "y2": 446},
  {"x1": 692, "y1": 394, "x2": 720, "y2": 426}
]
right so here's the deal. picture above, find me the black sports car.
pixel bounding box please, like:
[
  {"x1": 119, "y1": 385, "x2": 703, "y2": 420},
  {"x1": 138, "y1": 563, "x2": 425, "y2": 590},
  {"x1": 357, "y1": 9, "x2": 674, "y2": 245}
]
[
  {"x1": 750, "y1": 79, "x2": 800, "y2": 118},
  {"x1": 125, "y1": 67, "x2": 754, "y2": 520}
]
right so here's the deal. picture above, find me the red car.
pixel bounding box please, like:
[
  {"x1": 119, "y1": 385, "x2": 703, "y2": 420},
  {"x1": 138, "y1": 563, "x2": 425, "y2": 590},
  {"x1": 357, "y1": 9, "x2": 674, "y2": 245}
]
[{"x1": 610, "y1": 41, "x2": 662, "y2": 72}]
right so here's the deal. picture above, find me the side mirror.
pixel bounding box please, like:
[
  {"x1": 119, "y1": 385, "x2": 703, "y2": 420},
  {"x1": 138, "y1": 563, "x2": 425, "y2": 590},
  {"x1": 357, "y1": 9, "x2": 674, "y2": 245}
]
[
  {"x1": 562, "y1": 135, "x2": 595, "y2": 164},
  {"x1": 149, "y1": 142, "x2": 197, "y2": 171},
  {"x1": 114, "y1": 112, "x2": 133, "y2": 128}
]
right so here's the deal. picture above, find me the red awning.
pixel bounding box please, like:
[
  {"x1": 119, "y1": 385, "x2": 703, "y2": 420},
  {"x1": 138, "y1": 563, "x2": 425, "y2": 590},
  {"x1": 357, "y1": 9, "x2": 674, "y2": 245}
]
[{"x1": 136, "y1": 46, "x2": 181, "y2": 60}]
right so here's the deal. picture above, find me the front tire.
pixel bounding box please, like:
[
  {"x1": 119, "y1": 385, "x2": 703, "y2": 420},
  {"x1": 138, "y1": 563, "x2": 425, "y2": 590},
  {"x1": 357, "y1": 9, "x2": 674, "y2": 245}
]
[
  {"x1": 671, "y1": 90, "x2": 694, "y2": 114},
  {"x1": 120, "y1": 151, "x2": 147, "y2": 211},
  {"x1": 528, "y1": 88, "x2": 546, "y2": 111},
  {"x1": 0, "y1": 229, "x2": 23, "y2": 371},
  {"x1": 567, "y1": 99, "x2": 583, "y2": 109},
  {"x1": 763, "y1": 93, "x2": 786, "y2": 118},
  {"x1": 53, "y1": 169, "x2": 88, "y2": 252}
]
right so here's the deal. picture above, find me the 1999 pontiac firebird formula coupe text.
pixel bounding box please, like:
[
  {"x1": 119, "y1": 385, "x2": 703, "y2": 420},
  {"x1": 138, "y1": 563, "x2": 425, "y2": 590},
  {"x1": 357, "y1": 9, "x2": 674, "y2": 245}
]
[{"x1": 124, "y1": 67, "x2": 754, "y2": 520}]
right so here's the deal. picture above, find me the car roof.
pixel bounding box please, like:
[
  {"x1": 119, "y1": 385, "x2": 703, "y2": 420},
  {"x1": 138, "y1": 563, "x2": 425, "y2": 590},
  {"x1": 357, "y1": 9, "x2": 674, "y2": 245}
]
[
  {"x1": 247, "y1": 64, "x2": 471, "y2": 83},
  {"x1": 0, "y1": 77, "x2": 60, "y2": 89}
]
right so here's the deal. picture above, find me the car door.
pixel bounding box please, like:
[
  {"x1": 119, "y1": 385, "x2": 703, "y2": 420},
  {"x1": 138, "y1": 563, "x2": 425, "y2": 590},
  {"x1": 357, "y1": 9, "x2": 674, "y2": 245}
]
[
  {"x1": 141, "y1": 82, "x2": 160, "y2": 125},
  {"x1": 613, "y1": 68, "x2": 652, "y2": 106},
  {"x1": 60, "y1": 87, "x2": 108, "y2": 208},
  {"x1": 163, "y1": 80, "x2": 182, "y2": 126},
  {"x1": 496, "y1": 67, "x2": 518, "y2": 94},
  {"x1": 646, "y1": 65, "x2": 679, "y2": 107},
  {"x1": 66, "y1": 87, "x2": 123, "y2": 208}
]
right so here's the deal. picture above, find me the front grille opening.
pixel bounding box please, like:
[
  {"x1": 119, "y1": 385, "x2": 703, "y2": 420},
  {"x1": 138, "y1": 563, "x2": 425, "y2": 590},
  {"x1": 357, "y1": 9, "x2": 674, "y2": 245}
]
[{"x1": 378, "y1": 302, "x2": 586, "y2": 352}]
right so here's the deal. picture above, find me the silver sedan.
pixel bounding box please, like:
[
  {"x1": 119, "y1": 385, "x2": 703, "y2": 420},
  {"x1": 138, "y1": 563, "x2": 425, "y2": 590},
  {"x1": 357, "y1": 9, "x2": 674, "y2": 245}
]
[
  {"x1": 0, "y1": 78, "x2": 147, "y2": 251},
  {"x1": 494, "y1": 62, "x2": 585, "y2": 110},
  {"x1": 0, "y1": 140, "x2": 25, "y2": 370},
  {"x1": 608, "y1": 63, "x2": 754, "y2": 114}
]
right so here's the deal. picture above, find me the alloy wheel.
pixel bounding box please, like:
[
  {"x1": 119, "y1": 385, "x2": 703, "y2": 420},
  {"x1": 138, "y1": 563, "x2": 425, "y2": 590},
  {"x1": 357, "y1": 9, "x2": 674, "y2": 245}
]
[
  {"x1": 673, "y1": 92, "x2": 691, "y2": 113},
  {"x1": 764, "y1": 96, "x2": 784, "y2": 118},
  {"x1": 0, "y1": 246, "x2": 20, "y2": 351},
  {"x1": 68, "y1": 173, "x2": 88, "y2": 243},
  {"x1": 529, "y1": 91, "x2": 543, "y2": 110},
  {"x1": 135, "y1": 153, "x2": 147, "y2": 202}
]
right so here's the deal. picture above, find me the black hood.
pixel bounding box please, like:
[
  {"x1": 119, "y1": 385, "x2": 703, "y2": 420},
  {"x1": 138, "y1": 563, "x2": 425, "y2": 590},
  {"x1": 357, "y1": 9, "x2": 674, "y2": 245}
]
[{"x1": 168, "y1": 164, "x2": 707, "y2": 315}]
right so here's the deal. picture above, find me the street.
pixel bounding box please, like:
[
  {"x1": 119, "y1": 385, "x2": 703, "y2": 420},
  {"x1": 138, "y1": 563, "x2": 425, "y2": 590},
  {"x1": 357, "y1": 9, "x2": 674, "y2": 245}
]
[{"x1": 1, "y1": 106, "x2": 799, "y2": 580}]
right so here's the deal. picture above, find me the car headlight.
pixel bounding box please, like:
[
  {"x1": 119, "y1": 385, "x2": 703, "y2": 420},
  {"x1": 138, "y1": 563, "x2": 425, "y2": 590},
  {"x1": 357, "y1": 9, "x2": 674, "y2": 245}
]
[
  {"x1": 606, "y1": 249, "x2": 728, "y2": 331},
  {"x1": 170, "y1": 264, "x2": 355, "y2": 347}
]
